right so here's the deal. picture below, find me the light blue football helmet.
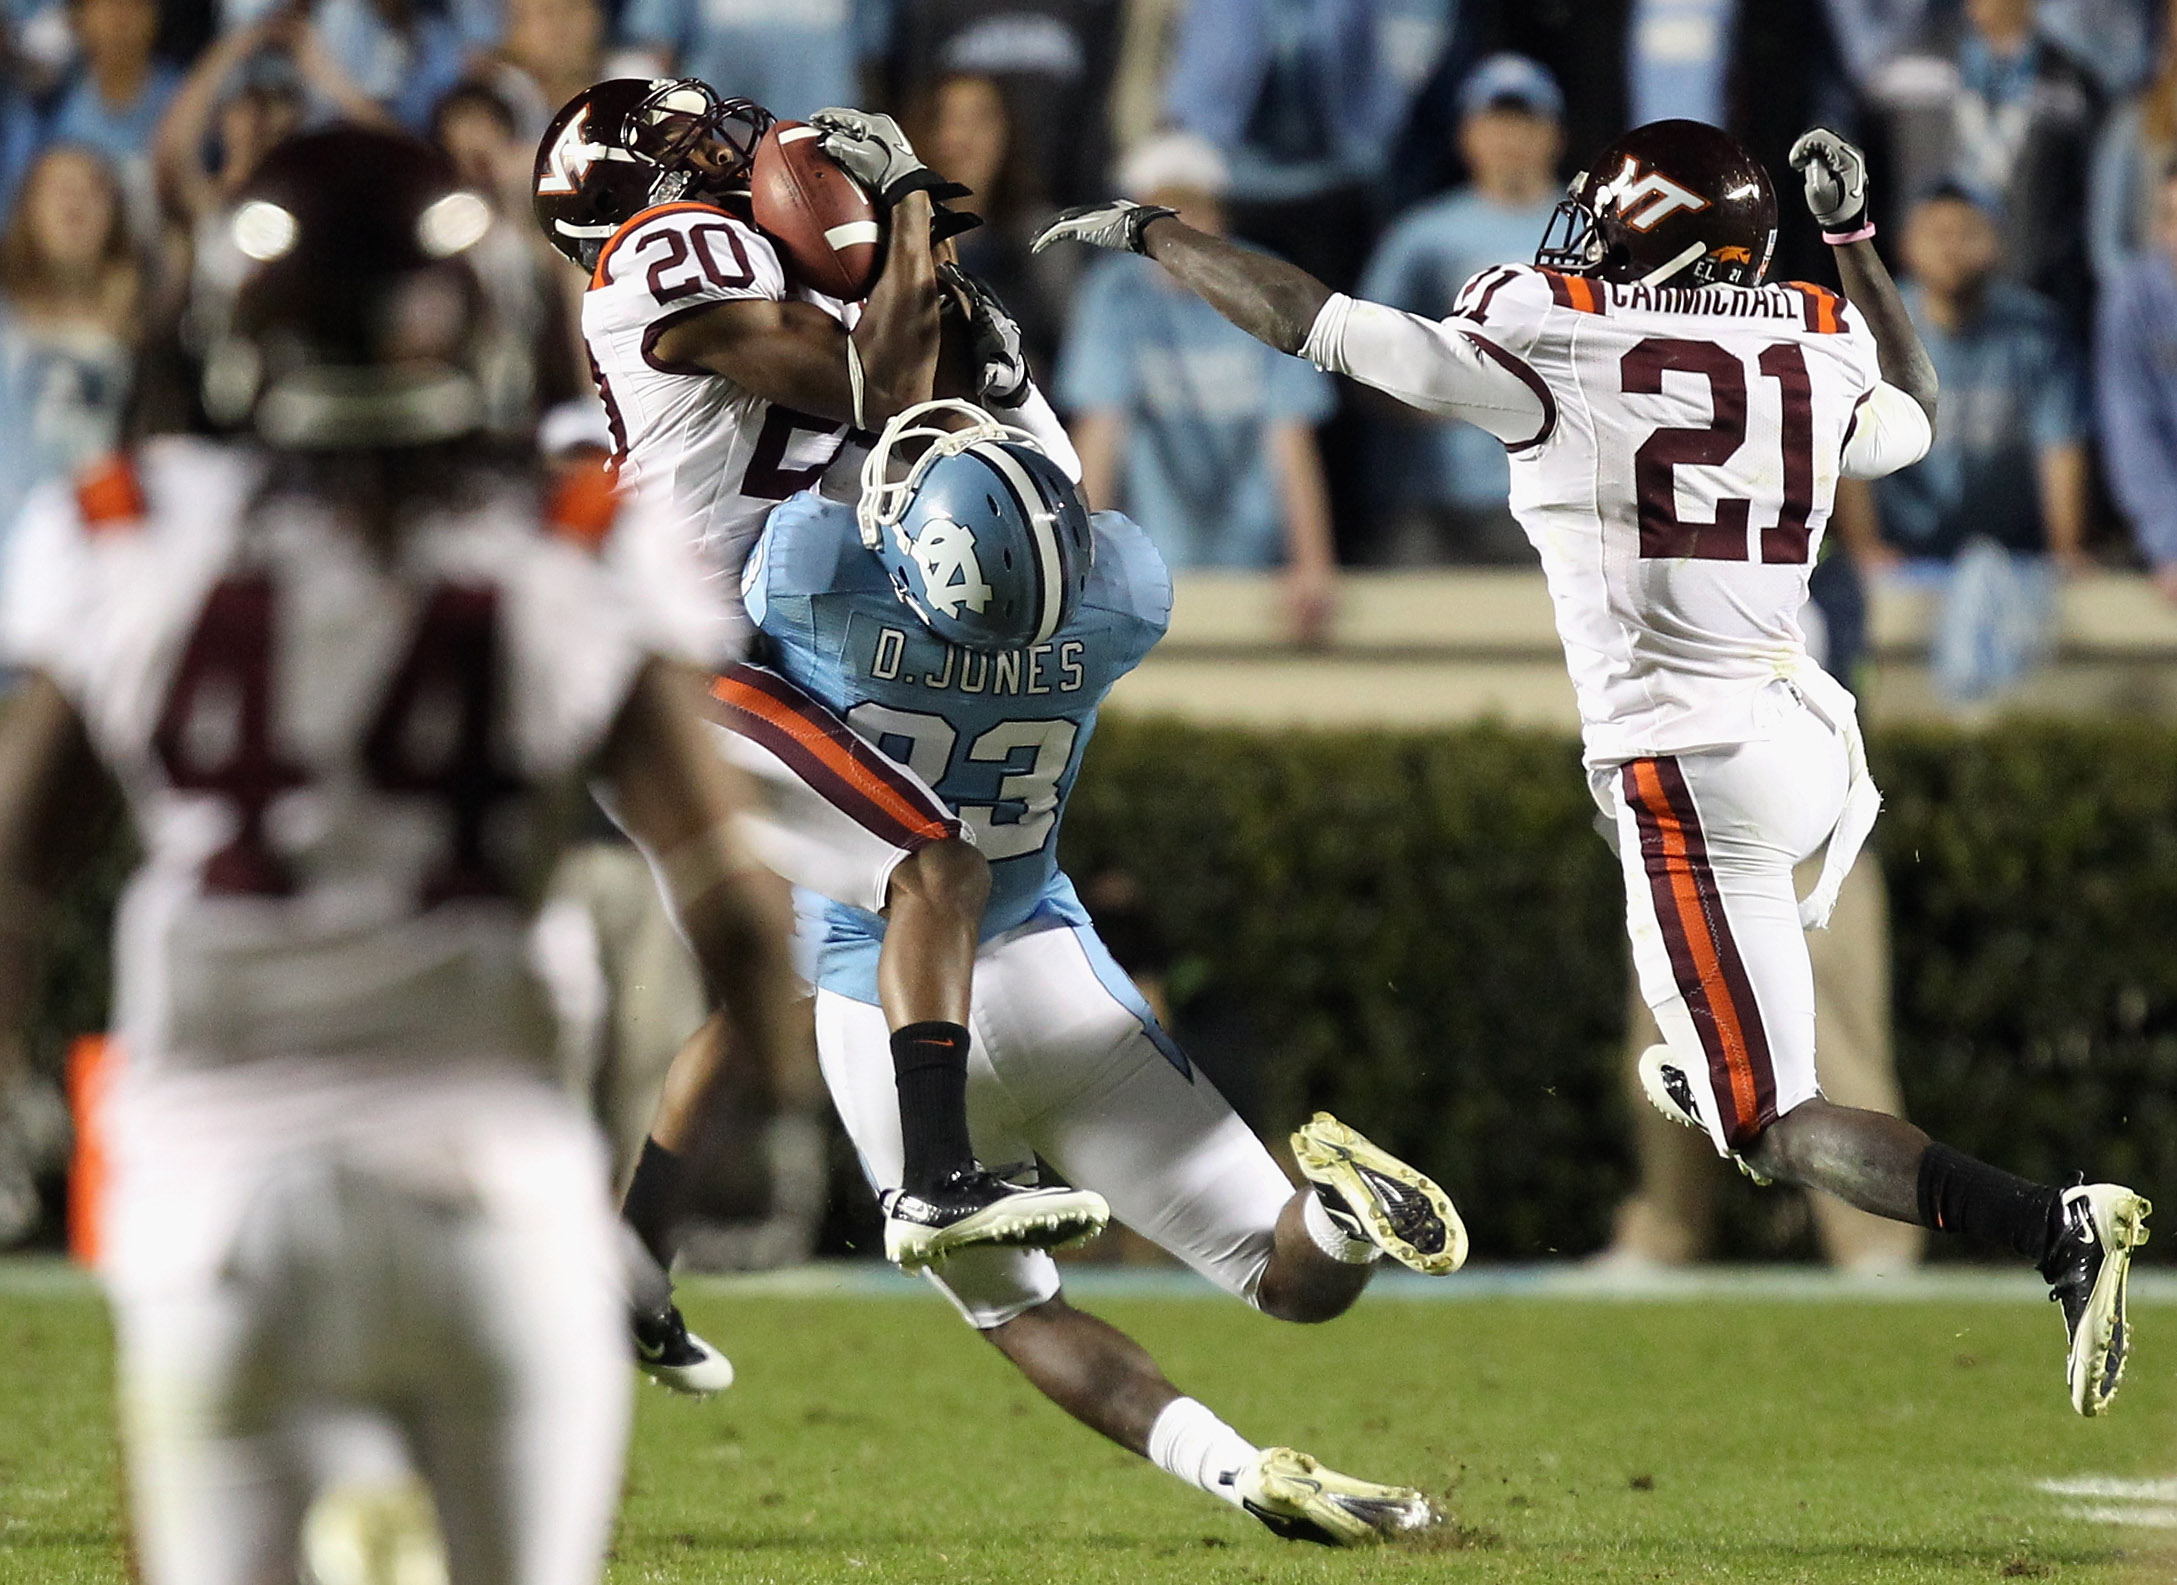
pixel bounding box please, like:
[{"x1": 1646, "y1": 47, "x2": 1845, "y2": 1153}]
[{"x1": 858, "y1": 399, "x2": 1094, "y2": 652}]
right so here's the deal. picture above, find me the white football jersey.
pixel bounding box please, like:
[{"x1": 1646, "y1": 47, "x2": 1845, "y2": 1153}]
[
  {"x1": 582, "y1": 200, "x2": 861, "y2": 616},
  {"x1": 1, "y1": 437, "x2": 721, "y2": 1078},
  {"x1": 1308, "y1": 264, "x2": 1928, "y2": 765}
]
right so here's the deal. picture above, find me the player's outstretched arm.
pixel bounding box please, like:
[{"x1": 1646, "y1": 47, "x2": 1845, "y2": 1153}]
[
  {"x1": 1789, "y1": 129, "x2": 1937, "y2": 425},
  {"x1": 598, "y1": 659, "x2": 816, "y2": 1112},
  {"x1": 1035, "y1": 203, "x2": 1548, "y2": 445},
  {"x1": 1034, "y1": 202, "x2": 1331, "y2": 355},
  {"x1": 0, "y1": 676, "x2": 118, "y2": 1089}
]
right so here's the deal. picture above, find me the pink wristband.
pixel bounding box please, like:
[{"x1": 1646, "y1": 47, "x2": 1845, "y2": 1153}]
[{"x1": 1823, "y1": 220, "x2": 1877, "y2": 245}]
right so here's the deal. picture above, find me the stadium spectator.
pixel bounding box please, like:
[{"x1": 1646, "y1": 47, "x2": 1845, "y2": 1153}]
[
  {"x1": 1057, "y1": 133, "x2": 1337, "y2": 642},
  {"x1": 903, "y1": 72, "x2": 1067, "y2": 377},
  {"x1": 2038, "y1": 0, "x2": 2159, "y2": 97},
  {"x1": 1863, "y1": 0, "x2": 2102, "y2": 330},
  {"x1": 430, "y1": 79, "x2": 583, "y2": 429},
  {"x1": 1108, "y1": 0, "x2": 1183, "y2": 154},
  {"x1": 482, "y1": 0, "x2": 605, "y2": 140},
  {"x1": 1355, "y1": 52, "x2": 1560, "y2": 564},
  {"x1": 0, "y1": 145, "x2": 138, "y2": 562},
  {"x1": 1868, "y1": 186, "x2": 2091, "y2": 704},
  {"x1": 153, "y1": 15, "x2": 382, "y2": 230},
  {"x1": 617, "y1": 0, "x2": 853, "y2": 122},
  {"x1": 2088, "y1": 2, "x2": 2177, "y2": 281},
  {"x1": 2095, "y1": 159, "x2": 2177, "y2": 601},
  {"x1": 0, "y1": 44, "x2": 39, "y2": 224},
  {"x1": 1162, "y1": 0, "x2": 1395, "y2": 290},
  {"x1": 1387, "y1": 1, "x2": 1843, "y2": 277},
  {"x1": 41, "y1": 0, "x2": 180, "y2": 225},
  {"x1": 302, "y1": 0, "x2": 470, "y2": 134},
  {"x1": 887, "y1": 0, "x2": 1122, "y2": 210}
]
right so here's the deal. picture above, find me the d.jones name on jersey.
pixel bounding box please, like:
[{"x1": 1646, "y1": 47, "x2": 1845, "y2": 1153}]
[{"x1": 862, "y1": 619, "x2": 1090, "y2": 696}]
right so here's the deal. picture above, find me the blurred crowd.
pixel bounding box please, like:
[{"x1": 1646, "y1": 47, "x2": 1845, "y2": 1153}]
[{"x1": 0, "y1": 0, "x2": 2175, "y2": 673}]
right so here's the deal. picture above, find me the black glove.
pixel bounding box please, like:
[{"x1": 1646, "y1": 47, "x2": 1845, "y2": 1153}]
[{"x1": 939, "y1": 261, "x2": 1030, "y2": 407}]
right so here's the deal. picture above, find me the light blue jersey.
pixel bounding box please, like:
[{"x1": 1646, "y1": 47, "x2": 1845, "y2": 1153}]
[{"x1": 744, "y1": 490, "x2": 1172, "y2": 1007}]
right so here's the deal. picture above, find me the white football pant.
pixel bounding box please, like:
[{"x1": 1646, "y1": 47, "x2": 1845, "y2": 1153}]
[
  {"x1": 1598, "y1": 683, "x2": 1851, "y2": 1157},
  {"x1": 103, "y1": 1060, "x2": 629, "y2": 1585},
  {"x1": 816, "y1": 921, "x2": 1295, "y2": 1328}
]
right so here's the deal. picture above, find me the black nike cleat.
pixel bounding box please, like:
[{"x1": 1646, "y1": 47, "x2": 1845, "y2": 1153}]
[
  {"x1": 631, "y1": 1303, "x2": 734, "y2": 1397},
  {"x1": 880, "y1": 1164, "x2": 1108, "y2": 1271},
  {"x1": 2041, "y1": 1181, "x2": 2151, "y2": 1416}
]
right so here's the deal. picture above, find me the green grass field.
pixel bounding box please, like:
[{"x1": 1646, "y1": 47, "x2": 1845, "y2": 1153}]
[{"x1": 5, "y1": 1262, "x2": 2177, "y2": 1584}]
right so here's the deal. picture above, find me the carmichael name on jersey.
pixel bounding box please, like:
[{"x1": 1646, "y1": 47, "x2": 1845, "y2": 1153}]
[
  {"x1": 1308, "y1": 263, "x2": 1930, "y2": 766},
  {"x1": 583, "y1": 200, "x2": 860, "y2": 624}
]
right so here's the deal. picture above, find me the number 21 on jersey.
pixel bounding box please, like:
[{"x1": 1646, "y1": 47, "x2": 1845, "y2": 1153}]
[{"x1": 1621, "y1": 337, "x2": 1816, "y2": 564}]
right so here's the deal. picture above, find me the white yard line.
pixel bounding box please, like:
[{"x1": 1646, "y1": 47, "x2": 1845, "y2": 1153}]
[
  {"x1": 2035, "y1": 1478, "x2": 2177, "y2": 1529},
  {"x1": 9, "y1": 1254, "x2": 2177, "y2": 1305}
]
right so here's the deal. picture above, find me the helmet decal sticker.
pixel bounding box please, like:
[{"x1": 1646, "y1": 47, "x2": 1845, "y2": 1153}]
[
  {"x1": 1607, "y1": 158, "x2": 1712, "y2": 232},
  {"x1": 537, "y1": 107, "x2": 599, "y2": 197},
  {"x1": 905, "y1": 517, "x2": 994, "y2": 617}
]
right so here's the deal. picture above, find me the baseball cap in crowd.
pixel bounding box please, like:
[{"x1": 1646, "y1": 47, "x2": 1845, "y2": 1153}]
[
  {"x1": 1116, "y1": 131, "x2": 1231, "y2": 201},
  {"x1": 1458, "y1": 53, "x2": 1563, "y2": 121}
]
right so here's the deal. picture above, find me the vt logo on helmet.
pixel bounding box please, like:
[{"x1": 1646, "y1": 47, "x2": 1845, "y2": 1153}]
[
  {"x1": 1536, "y1": 119, "x2": 1777, "y2": 288},
  {"x1": 859, "y1": 399, "x2": 1095, "y2": 652},
  {"x1": 533, "y1": 78, "x2": 774, "y2": 268}
]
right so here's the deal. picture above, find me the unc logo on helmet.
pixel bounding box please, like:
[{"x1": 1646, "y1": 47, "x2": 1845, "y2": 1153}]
[
  {"x1": 860, "y1": 399, "x2": 1094, "y2": 652},
  {"x1": 903, "y1": 516, "x2": 995, "y2": 620}
]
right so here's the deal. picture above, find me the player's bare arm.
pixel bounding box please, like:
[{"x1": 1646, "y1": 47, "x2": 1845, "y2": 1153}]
[
  {"x1": 596, "y1": 657, "x2": 815, "y2": 1109},
  {"x1": 1034, "y1": 201, "x2": 1546, "y2": 444},
  {"x1": 1035, "y1": 201, "x2": 1330, "y2": 355},
  {"x1": 647, "y1": 189, "x2": 942, "y2": 427},
  {"x1": 1789, "y1": 129, "x2": 1938, "y2": 425},
  {"x1": 0, "y1": 676, "x2": 118, "y2": 1086}
]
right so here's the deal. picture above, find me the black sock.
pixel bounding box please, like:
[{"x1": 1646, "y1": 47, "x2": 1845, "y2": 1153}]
[
  {"x1": 622, "y1": 1136, "x2": 686, "y2": 1271},
  {"x1": 1915, "y1": 1142, "x2": 2063, "y2": 1265},
  {"x1": 892, "y1": 1020, "x2": 974, "y2": 1195}
]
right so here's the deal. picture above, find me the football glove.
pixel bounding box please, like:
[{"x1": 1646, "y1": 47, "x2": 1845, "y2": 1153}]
[
  {"x1": 811, "y1": 106, "x2": 970, "y2": 209},
  {"x1": 939, "y1": 261, "x2": 1030, "y2": 407},
  {"x1": 1032, "y1": 199, "x2": 1178, "y2": 256},
  {"x1": 1788, "y1": 127, "x2": 1870, "y2": 234}
]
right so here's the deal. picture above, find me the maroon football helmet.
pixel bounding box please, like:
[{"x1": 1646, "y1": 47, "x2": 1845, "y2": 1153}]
[
  {"x1": 202, "y1": 126, "x2": 494, "y2": 448},
  {"x1": 534, "y1": 77, "x2": 773, "y2": 267},
  {"x1": 1536, "y1": 119, "x2": 1778, "y2": 289}
]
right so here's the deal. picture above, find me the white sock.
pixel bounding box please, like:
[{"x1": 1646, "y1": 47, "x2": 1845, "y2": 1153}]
[
  {"x1": 1303, "y1": 1190, "x2": 1382, "y2": 1264},
  {"x1": 1146, "y1": 1397, "x2": 1257, "y2": 1508}
]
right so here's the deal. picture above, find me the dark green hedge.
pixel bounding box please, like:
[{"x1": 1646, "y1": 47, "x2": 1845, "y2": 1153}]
[
  {"x1": 1059, "y1": 716, "x2": 2177, "y2": 1262},
  {"x1": 30, "y1": 718, "x2": 2177, "y2": 1262}
]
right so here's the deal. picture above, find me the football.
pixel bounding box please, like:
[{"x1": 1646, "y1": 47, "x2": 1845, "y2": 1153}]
[{"x1": 749, "y1": 121, "x2": 884, "y2": 301}]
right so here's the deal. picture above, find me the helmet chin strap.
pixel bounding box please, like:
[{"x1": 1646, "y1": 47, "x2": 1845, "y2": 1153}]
[
  {"x1": 1637, "y1": 241, "x2": 1709, "y2": 287},
  {"x1": 253, "y1": 365, "x2": 485, "y2": 450}
]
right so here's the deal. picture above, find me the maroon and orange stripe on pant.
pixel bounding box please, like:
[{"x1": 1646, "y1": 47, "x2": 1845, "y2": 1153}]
[
  {"x1": 708, "y1": 664, "x2": 960, "y2": 850},
  {"x1": 1622, "y1": 757, "x2": 1778, "y2": 1147}
]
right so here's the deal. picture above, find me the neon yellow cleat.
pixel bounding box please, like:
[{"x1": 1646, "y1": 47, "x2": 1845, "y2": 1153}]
[
  {"x1": 1235, "y1": 1446, "x2": 1438, "y2": 1546},
  {"x1": 1290, "y1": 1113, "x2": 1467, "y2": 1275}
]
